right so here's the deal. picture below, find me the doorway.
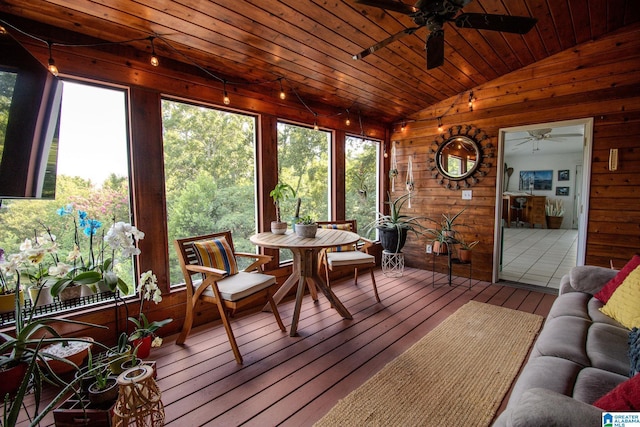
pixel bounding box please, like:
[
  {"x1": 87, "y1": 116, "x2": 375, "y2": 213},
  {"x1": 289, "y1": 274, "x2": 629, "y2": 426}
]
[{"x1": 493, "y1": 118, "x2": 593, "y2": 289}]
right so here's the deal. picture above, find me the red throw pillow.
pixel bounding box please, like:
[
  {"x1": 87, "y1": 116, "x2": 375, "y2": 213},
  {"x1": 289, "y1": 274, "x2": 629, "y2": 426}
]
[
  {"x1": 594, "y1": 374, "x2": 640, "y2": 411},
  {"x1": 595, "y1": 255, "x2": 640, "y2": 303}
]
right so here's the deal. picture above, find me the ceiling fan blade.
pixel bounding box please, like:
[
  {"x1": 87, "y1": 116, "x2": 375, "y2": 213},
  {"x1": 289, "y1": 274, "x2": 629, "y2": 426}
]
[
  {"x1": 546, "y1": 133, "x2": 583, "y2": 138},
  {"x1": 455, "y1": 13, "x2": 537, "y2": 34},
  {"x1": 513, "y1": 138, "x2": 533, "y2": 146},
  {"x1": 353, "y1": 26, "x2": 422, "y2": 60},
  {"x1": 355, "y1": 0, "x2": 417, "y2": 15},
  {"x1": 426, "y1": 29, "x2": 444, "y2": 69}
]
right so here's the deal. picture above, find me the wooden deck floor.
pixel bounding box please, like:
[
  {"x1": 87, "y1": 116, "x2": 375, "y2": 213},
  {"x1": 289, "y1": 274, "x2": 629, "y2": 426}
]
[{"x1": 21, "y1": 267, "x2": 556, "y2": 426}]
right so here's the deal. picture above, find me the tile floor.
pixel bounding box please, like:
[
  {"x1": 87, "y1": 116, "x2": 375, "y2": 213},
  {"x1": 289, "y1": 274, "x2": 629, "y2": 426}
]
[{"x1": 500, "y1": 227, "x2": 579, "y2": 289}]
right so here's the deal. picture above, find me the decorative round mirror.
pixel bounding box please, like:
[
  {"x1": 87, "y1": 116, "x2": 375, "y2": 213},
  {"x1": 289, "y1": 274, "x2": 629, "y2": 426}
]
[
  {"x1": 435, "y1": 135, "x2": 480, "y2": 180},
  {"x1": 428, "y1": 125, "x2": 494, "y2": 190}
]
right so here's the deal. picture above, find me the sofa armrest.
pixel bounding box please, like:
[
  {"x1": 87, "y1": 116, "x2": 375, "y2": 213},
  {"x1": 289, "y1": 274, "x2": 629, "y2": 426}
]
[
  {"x1": 492, "y1": 388, "x2": 602, "y2": 427},
  {"x1": 562, "y1": 265, "x2": 618, "y2": 295}
]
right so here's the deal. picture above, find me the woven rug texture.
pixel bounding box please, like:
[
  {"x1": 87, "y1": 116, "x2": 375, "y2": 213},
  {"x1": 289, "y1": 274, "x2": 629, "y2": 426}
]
[{"x1": 314, "y1": 301, "x2": 544, "y2": 427}]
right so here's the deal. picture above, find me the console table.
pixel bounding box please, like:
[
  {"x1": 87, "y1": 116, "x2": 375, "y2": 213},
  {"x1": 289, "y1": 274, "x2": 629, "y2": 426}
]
[{"x1": 502, "y1": 194, "x2": 546, "y2": 228}]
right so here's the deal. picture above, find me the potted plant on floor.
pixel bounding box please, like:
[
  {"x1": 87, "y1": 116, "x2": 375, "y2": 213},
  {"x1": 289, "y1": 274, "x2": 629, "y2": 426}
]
[
  {"x1": 269, "y1": 182, "x2": 296, "y2": 234},
  {"x1": 366, "y1": 192, "x2": 428, "y2": 253},
  {"x1": 545, "y1": 198, "x2": 564, "y2": 229},
  {"x1": 295, "y1": 215, "x2": 318, "y2": 238}
]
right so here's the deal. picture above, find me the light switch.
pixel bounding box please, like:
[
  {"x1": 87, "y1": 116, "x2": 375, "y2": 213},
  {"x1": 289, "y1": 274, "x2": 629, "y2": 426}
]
[{"x1": 462, "y1": 190, "x2": 472, "y2": 200}]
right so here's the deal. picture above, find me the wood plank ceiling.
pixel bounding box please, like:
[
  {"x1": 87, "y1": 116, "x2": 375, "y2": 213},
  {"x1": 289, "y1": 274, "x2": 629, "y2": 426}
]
[{"x1": 1, "y1": 0, "x2": 639, "y2": 124}]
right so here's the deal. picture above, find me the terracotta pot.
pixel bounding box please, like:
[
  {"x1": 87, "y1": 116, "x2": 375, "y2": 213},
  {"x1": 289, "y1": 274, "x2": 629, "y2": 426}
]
[
  {"x1": 433, "y1": 241, "x2": 448, "y2": 254},
  {"x1": 271, "y1": 221, "x2": 288, "y2": 235},
  {"x1": 131, "y1": 335, "x2": 152, "y2": 359},
  {"x1": 0, "y1": 362, "x2": 28, "y2": 398},
  {"x1": 458, "y1": 248, "x2": 472, "y2": 263},
  {"x1": 39, "y1": 337, "x2": 94, "y2": 375}
]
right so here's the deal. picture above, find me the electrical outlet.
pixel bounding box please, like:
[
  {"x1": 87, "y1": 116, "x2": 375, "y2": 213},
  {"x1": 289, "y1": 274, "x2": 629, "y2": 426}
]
[
  {"x1": 462, "y1": 190, "x2": 472, "y2": 200},
  {"x1": 426, "y1": 244, "x2": 432, "y2": 254}
]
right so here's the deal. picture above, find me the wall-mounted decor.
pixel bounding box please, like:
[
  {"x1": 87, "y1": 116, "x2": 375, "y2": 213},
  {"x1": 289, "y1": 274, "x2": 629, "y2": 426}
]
[
  {"x1": 427, "y1": 125, "x2": 494, "y2": 190},
  {"x1": 558, "y1": 169, "x2": 570, "y2": 181},
  {"x1": 519, "y1": 170, "x2": 552, "y2": 191},
  {"x1": 556, "y1": 186, "x2": 570, "y2": 196}
]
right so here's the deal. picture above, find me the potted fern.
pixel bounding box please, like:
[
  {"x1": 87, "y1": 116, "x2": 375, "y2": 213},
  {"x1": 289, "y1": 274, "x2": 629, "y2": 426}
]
[{"x1": 269, "y1": 182, "x2": 296, "y2": 234}]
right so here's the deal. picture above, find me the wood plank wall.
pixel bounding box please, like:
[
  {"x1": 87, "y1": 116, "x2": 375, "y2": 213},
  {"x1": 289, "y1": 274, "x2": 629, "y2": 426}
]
[{"x1": 393, "y1": 23, "x2": 640, "y2": 281}]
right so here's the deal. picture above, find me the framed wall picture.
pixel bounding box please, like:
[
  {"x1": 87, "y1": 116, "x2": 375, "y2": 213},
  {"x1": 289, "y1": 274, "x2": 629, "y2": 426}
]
[
  {"x1": 556, "y1": 186, "x2": 570, "y2": 196},
  {"x1": 519, "y1": 170, "x2": 553, "y2": 191},
  {"x1": 558, "y1": 169, "x2": 570, "y2": 181}
]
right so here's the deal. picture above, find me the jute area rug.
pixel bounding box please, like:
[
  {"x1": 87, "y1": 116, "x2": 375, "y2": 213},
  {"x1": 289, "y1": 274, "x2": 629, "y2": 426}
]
[{"x1": 314, "y1": 301, "x2": 544, "y2": 427}]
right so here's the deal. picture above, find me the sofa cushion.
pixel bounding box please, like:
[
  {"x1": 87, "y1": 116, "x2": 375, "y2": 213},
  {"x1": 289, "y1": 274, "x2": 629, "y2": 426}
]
[
  {"x1": 531, "y1": 316, "x2": 591, "y2": 367},
  {"x1": 593, "y1": 373, "x2": 640, "y2": 411},
  {"x1": 594, "y1": 254, "x2": 640, "y2": 303},
  {"x1": 494, "y1": 388, "x2": 603, "y2": 427},
  {"x1": 587, "y1": 323, "x2": 631, "y2": 376},
  {"x1": 507, "y1": 356, "x2": 582, "y2": 406},
  {"x1": 588, "y1": 297, "x2": 625, "y2": 327},
  {"x1": 600, "y1": 265, "x2": 640, "y2": 329},
  {"x1": 573, "y1": 367, "x2": 629, "y2": 404},
  {"x1": 546, "y1": 292, "x2": 591, "y2": 321},
  {"x1": 569, "y1": 265, "x2": 620, "y2": 296}
]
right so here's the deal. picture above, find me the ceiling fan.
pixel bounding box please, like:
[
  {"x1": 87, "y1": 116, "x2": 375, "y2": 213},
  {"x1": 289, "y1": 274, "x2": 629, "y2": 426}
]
[
  {"x1": 352, "y1": 0, "x2": 537, "y2": 70},
  {"x1": 510, "y1": 128, "x2": 584, "y2": 148}
]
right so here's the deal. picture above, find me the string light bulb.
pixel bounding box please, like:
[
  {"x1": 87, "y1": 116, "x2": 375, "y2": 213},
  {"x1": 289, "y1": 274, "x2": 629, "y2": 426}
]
[
  {"x1": 278, "y1": 78, "x2": 286, "y2": 100},
  {"x1": 223, "y1": 81, "x2": 230, "y2": 105},
  {"x1": 313, "y1": 113, "x2": 319, "y2": 131},
  {"x1": 149, "y1": 36, "x2": 159, "y2": 67},
  {"x1": 345, "y1": 109, "x2": 351, "y2": 126},
  {"x1": 437, "y1": 117, "x2": 443, "y2": 132},
  {"x1": 47, "y1": 41, "x2": 58, "y2": 76},
  {"x1": 383, "y1": 143, "x2": 388, "y2": 158},
  {"x1": 400, "y1": 121, "x2": 406, "y2": 132},
  {"x1": 468, "y1": 91, "x2": 474, "y2": 112}
]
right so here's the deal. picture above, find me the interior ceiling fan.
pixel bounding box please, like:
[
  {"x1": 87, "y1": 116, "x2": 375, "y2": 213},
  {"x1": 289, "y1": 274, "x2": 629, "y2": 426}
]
[
  {"x1": 353, "y1": 0, "x2": 537, "y2": 70},
  {"x1": 510, "y1": 128, "x2": 584, "y2": 148}
]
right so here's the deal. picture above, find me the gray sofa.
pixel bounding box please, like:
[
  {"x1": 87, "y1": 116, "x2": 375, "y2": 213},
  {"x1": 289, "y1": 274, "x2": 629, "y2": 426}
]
[{"x1": 494, "y1": 265, "x2": 630, "y2": 426}]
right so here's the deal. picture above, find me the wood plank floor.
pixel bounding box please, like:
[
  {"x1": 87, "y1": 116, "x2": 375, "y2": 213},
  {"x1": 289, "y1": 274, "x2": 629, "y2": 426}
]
[{"x1": 20, "y1": 267, "x2": 556, "y2": 426}]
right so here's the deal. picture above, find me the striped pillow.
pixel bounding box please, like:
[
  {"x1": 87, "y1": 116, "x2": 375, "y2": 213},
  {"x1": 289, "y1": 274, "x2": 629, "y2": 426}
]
[
  {"x1": 320, "y1": 223, "x2": 355, "y2": 252},
  {"x1": 193, "y1": 237, "x2": 239, "y2": 276}
]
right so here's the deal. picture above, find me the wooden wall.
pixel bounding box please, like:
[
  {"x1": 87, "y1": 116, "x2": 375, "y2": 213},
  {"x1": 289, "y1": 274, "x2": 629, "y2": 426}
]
[{"x1": 393, "y1": 23, "x2": 640, "y2": 281}]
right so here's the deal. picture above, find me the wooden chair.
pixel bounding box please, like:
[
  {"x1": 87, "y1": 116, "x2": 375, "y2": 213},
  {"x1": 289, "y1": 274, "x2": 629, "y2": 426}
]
[
  {"x1": 316, "y1": 220, "x2": 380, "y2": 303},
  {"x1": 174, "y1": 231, "x2": 286, "y2": 364}
]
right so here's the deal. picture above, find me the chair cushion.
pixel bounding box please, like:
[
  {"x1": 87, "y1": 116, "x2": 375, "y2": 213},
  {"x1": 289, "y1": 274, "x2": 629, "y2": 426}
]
[
  {"x1": 199, "y1": 271, "x2": 275, "y2": 301},
  {"x1": 193, "y1": 237, "x2": 239, "y2": 275},
  {"x1": 319, "y1": 223, "x2": 355, "y2": 252},
  {"x1": 327, "y1": 251, "x2": 374, "y2": 267},
  {"x1": 600, "y1": 265, "x2": 640, "y2": 329}
]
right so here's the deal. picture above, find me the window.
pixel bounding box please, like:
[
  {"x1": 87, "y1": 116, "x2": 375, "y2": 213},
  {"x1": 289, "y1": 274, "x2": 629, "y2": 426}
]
[
  {"x1": 0, "y1": 80, "x2": 134, "y2": 311},
  {"x1": 162, "y1": 100, "x2": 258, "y2": 286},
  {"x1": 277, "y1": 122, "x2": 331, "y2": 261},
  {"x1": 345, "y1": 136, "x2": 380, "y2": 237}
]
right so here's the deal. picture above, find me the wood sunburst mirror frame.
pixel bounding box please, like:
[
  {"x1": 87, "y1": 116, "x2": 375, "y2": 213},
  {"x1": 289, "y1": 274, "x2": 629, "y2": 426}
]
[{"x1": 428, "y1": 125, "x2": 494, "y2": 190}]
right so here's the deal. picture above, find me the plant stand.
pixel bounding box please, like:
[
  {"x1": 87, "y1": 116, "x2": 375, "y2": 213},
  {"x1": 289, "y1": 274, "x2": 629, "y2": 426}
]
[
  {"x1": 382, "y1": 250, "x2": 404, "y2": 277},
  {"x1": 430, "y1": 242, "x2": 472, "y2": 290}
]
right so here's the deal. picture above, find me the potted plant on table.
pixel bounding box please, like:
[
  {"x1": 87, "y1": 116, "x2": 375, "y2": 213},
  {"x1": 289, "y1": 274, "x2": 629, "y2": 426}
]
[
  {"x1": 295, "y1": 215, "x2": 318, "y2": 238},
  {"x1": 269, "y1": 182, "x2": 296, "y2": 234},
  {"x1": 366, "y1": 192, "x2": 428, "y2": 253},
  {"x1": 128, "y1": 270, "x2": 172, "y2": 359}
]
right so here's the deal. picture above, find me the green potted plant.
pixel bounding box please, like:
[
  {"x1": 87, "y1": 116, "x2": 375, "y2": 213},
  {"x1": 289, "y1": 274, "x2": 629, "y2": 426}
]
[
  {"x1": 456, "y1": 238, "x2": 479, "y2": 263},
  {"x1": 86, "y1": 349, "x2": 119, "y2": 407},
  {"x1": 366, "y1": 192, "x2": 428, "y2": 253},
  {"x1": 295, "y1": 215, "x2": 318, "y2": 238},
  {"x1": 269, "y1": 182, "x2": 296, "y2": 234}
]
